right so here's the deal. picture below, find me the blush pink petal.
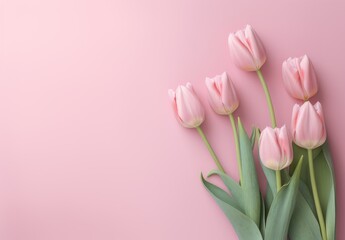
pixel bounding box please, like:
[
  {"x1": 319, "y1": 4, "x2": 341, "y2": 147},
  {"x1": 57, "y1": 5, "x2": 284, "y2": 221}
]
[
  {"x1": 282, "y1": 60, "x2": 305, "y2": 99},
  {"x1": 277, "y1": 126, "x2": 293, "y2": 168},
  {"x1": 292, "y1": 101, "x2": 326, "y2": 149},
  {"x1": 228, "y1": 25, "x2": 266, "y2": 71},
  {"x1": 282, "y1": 55, "x2": 318, "y2": 100},
  {"x1": 259, "y1": 126, "x2": 292, "y2": 171},
  {"x1": 314, "y1": 102, "x2": 327, "y2": 144},
  {"x1": 291, "y1": 104, "x2": 300, "y2": 137},
  {"x1": 300, "y1": 55, "x2": 318, "y2": 98},
  {"x1": 259, "y1": 128, "x2": 282, "y2": 169},
  {"x1": 205, "y1": 77, "x2": 224, "y2": 115},
  {"x1": 228, "y1": 34, "x2": 257, "y2": 71},
  {"x1": 244, "y1": 25, "x2": 266, "y2": 69},
  {"x1": 169, "y1": 83, "x2": 205, "y2": 128},
  {"x1": 220, "y1": 72, "x2": 239, "y2": 113},
  {"x1": 205, "y1": 72, "x2": 239, "y2": 115}
]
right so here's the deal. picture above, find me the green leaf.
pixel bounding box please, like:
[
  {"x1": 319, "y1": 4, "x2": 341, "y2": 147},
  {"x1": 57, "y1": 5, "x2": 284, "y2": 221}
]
[
  {"x1": 290, "y1": 142, "x2": 335, "y2": 239},
  {"x1": 289, "y1": 192, "x2": 322, "y2": 240},
  {"x1": 238, "y1": 118, "x2": 261, "y2": 226},
  {"x1": 250, "y1": 127, "x2": 260, "y2": 149},
  {"x1": 265, "y1": 157, "x2": 303, "y2": 240},
  {"x1": 201, "y1": 174, "x2": 241, "y2": 210},
  {"x1": 201, "y1": 175, "x2": 263, "y2": 240},
  {"x1": 261, "y1": 163, "x2": 277, "y2": 197},
  {"x1": 282, "y1": 169, "x2": 317, "y2": 216},
  {"x1": 298, "y1": 179, "x2": 317, "y2": 216},
  {"x1": 259, "y1": 194, "x2": 266, "y2": 238},
  {"x1": 265, "y1": 185, "x2": 273, "y2": 212},
  {"x1": 207, "y1": 170, "x2": 243, "y2": 211},
  {"x1": 326, "y1": 186, "x2": 335, "y2": 240},
  {"x1": 289, "y1": 143, "x2": 322, "y2": 186},
  {"x1": 261, "y1": 147, "x2": 321, "y2": 240},
  {"x1": 287, "y1": 154, "x2": 321, "y2": 239},
  {"x1": 314, "y1": 143, "x2": 336, "y2": 240}
]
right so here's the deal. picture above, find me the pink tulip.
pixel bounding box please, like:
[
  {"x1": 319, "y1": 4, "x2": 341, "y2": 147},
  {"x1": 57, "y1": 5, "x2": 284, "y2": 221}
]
[
  {"x1": 168, "y1": 83, "x2": 205, "y2": 128},
  {"x1": 259, "y1": 125, "x2": 293, "y2": 170},
  {"x1": 205, "y1": 72, "x2": 239, "y2": 115},
  {"x1": 282, "y1": 55, "x2": 318, "y2": 100},
  {"x1": 228, "y1": 25, "x2": 266, "y2": 71},
  {"x1": 292, "y1": 101, "x2": 326, "y2": 149}
]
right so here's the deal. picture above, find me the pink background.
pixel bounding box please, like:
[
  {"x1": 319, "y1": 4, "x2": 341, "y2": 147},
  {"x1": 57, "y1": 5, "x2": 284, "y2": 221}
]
[{"x1": 0, "y1": 0, "x2": 344, "y2": 239}]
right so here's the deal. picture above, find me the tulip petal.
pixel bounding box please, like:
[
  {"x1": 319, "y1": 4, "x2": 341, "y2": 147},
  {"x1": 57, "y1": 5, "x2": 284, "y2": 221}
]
[
  {"x1": 314, "y1": 102, "x2": 327, "y2": 145},
  {"x1": 205, "y1": 72, "x2": 239, "y2": 115},
  {"x1": 228, "y1": 33, "x2": 257, "y2": 71},
  {"x1": 173, "y1": 84, "x2": 205, "y2": 128},
  {"x1": 282, "y1": 55, "x2": 318, "y2": 100},
  {"x1": 293, "y1": 101, "x2": 326, "y2": 149},
  {"x1": 300, "y1": 55, "x2": 318, "y2": 99},
  {"x1": 245, "y1": 25, "x2": 266, "y2": 70},
  {"x1": 168, "y1": 89, "x2": 175, "y2": 102},
  {"x1": 221, "y1": 73, "x2": 239, "y2": 113},
  {"x1": 205, "y1": 77, "x2": 226, "y2": 115},
  {"x1": 259, "y1": 127, "x2": 283, "y2": 170},
  {"x1": 277, "y1": 126, "x2": 293, "y2": 169},
  {"x1": 291, "y1": 104, "x2": 300, "y2": 139},
  {"x1": 282, "y1": 60, "x2": 305, "y2": 100}
]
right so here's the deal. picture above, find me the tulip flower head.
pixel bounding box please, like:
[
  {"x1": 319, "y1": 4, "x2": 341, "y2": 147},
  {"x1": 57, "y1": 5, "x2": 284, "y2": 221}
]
[
  {"x1": 259, "y1": 125, "x2": 293, "y2": 171},
  {"x1": 282, "y1": 55, "x2": 318, "y2": 101},
  {"x1": 168, "y1": 83, "x2": 205, "y2": 128},
  {"x1": 228, "y1": 25, "x2": 267, "y2": 71},
  {"x1": 292, "y1": 101, "x2": 326, "y2": 149},
  {"x1": 205, "y1": 72, "x2": 239, "y2": 115}
]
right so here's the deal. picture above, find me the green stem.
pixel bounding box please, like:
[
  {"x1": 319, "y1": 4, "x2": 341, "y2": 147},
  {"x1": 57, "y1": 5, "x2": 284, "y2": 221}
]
[
  {"x1": 229, "y1": 113, "x2": 243, "y2": 183},
  {"x1": 256, "y1": 69, "x2": 277, "y2": 128},
  {"x1": 308, "y1": 149, "x2": 327, "y2": 240},
  {"x1": 275, "y1": 170, "x2": 281, "y2": 192},
  {"x1": 196, "y1": 126, "x2": 225, "y2": 173},
  {"x1": 257, "y1": 69, "x2": 282, "y2": 189}
]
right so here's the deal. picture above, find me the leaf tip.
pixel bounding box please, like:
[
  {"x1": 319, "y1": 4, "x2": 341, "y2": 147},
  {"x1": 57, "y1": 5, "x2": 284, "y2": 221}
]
[
  {"x1": 200, "y1": 172, "x2": 205, "y2": 182},
  {"x1": 237, "y1": 117, "x2": 245, "y2": 134},
  {"x1": 291, "y1": 154, "x2": 304, "y2": 182},
  {"x1": 207, "y1": 169, "x2": 218, "y2": 178},
  {"x1": 296, "y1": 155, "x2": 304, "y2": 171}
]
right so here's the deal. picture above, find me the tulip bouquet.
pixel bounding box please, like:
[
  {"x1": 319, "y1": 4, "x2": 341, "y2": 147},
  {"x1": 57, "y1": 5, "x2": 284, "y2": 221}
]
[{"x1": 168, "y1": 25, "x2": 336, "y2": 240}]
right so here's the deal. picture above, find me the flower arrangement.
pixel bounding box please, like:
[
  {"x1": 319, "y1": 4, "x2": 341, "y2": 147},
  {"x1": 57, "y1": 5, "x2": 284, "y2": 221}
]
[{"x1": 168, "y1": 25, "x2": 335, "y2": 240}]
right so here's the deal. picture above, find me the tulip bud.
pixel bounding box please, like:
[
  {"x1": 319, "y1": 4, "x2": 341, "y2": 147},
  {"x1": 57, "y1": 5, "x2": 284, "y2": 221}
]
[
  {"x1": 168, "y1": 83, "x2": 205, "y2": 128},
  {"x1": 292, "y1": 101, "x2": 326, "y2": 149},
  {"x1": 205, "y1": 72, "x2": 239, "y2": 115},
  {"x1": 282, "y1": 55, "x2": 318, "y2": 100},
  {"x1": 259, "y1": 125, "x2": 293, "y2": 170},
  {"x1": 228, "y1": 25, "x2": 266, "y2": 71}
]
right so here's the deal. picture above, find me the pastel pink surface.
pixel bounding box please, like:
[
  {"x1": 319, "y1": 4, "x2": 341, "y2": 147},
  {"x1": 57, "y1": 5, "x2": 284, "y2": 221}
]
[{"x1": 0, "y1": 1, "x2": 344, "y2": 240}]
